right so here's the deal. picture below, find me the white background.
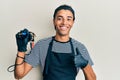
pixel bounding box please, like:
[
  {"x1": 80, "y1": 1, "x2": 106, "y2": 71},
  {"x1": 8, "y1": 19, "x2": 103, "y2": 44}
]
[{"x1": 0, "y1": 0, "x2": 120, "y2": 80}]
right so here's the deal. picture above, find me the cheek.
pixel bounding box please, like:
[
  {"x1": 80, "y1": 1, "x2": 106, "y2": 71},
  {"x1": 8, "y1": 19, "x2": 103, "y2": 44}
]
[
  {"x1": 53, "y1": 20, "x2": 58, "y2": 26},
  {"x1": 54, "y1": 21, "x2": 61, "y2": 27},
  {"x1": 70, "y1": 21, "x2": 74, "y2": 26},
  {"x1": 69, "y1": 22, "x2": 74, "y2": 27}
]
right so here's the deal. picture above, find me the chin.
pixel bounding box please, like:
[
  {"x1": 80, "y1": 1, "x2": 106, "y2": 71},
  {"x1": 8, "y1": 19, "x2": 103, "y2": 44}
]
[
  {"x1": 59, "y1": 33, "x2": 68, "y2": 36},
  {"x1": 57, "y1": 30, "x2": 69, "y2": 36}
]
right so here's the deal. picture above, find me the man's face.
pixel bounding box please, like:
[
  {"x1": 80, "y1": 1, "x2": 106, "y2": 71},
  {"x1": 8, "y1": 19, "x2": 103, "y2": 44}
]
[{"x1": 53, "y1": 9, "x2": 74, "y2": 36}]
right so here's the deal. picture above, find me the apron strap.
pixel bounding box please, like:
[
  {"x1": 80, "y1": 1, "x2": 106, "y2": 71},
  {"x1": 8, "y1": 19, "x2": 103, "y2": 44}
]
[
  {"x1": 70, "y1": 38, "x2": 75, "y2": 56},
  {"x1": 43, "y1": 36, "x2": 54, "y2": 76}
]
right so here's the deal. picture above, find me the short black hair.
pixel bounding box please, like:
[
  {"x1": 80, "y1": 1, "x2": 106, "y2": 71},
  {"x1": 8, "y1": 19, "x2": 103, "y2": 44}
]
[{"x1": 53, "y1": 4, "x2": 75, "y2": 21}]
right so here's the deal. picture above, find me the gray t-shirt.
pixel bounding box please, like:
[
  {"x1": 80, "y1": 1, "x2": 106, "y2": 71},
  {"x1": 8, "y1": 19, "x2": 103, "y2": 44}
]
[{"x1": 25, "y1": 36, "x2": 93, "y2": 72}]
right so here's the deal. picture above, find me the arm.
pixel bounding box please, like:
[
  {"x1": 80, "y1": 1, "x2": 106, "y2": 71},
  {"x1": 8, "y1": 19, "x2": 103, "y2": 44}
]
[
  {"x1": 14, "y1": 29, "x2": 34, "y2": 79},
  {"x1": 82, "y1": 64, "x2": 96, "y2": 80},
  {"x1": 14, "y1": 52, "x2": 32, "y2": 79}
]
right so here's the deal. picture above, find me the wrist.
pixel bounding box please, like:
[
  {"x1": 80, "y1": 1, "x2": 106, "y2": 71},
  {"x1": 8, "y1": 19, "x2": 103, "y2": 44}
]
[
  {"x1": 17, "y1": 52, "x2": 25, "y2": 58},
  {"x1": 17, "y1": 54, "x2": 25, "y2": 59}
]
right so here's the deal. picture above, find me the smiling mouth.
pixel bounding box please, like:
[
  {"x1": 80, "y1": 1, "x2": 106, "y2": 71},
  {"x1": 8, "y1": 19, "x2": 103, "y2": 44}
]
[{"x1": 60, "y1": 26, "x2": 68, "y2": 31}]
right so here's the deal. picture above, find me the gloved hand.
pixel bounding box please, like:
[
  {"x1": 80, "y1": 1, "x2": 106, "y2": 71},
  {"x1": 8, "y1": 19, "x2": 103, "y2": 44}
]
[
  {"x1": 74, "y1": 48, "x2": 88, "y2": 69},
  {"x1": 16, "y1": 29, "x2": 32, "y2": 52}
]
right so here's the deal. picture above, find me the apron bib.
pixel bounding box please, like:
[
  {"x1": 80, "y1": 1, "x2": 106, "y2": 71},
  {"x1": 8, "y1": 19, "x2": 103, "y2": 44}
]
[{"x1": 43, "y1": 37, "x2": 77, "y2": 80}]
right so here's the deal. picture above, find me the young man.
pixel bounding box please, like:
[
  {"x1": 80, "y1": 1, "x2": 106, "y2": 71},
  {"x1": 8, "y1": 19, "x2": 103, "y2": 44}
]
[{"x1": 15, "y1": 5, "x2": 96, "y2": 80}]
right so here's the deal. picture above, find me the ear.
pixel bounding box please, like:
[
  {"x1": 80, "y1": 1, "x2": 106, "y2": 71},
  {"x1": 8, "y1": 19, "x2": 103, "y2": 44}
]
[{"x1": 53, "y1": 19, "x2": 55, "y2": 25}]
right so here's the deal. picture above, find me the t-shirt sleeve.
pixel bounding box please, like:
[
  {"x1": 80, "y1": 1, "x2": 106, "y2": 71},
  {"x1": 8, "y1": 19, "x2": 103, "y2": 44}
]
[
  {"x1": 77, "y1": 43, "x2": 94, "y2": 66},
  {"x1": 25, "y1": 42, "x2": 41, "y2": 68}
]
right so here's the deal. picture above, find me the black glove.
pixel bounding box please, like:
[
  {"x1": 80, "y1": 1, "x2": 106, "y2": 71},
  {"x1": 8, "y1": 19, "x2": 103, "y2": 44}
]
[
  {"x1": 74, "y1": 48, "x2": 88, "y2": 69},
  {"x1": 16, "y1": 29, "x2": 32, "y2": 52}
]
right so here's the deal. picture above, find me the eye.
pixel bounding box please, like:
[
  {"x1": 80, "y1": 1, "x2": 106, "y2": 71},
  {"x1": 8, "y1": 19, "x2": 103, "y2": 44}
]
[
  {"x1": 67, "y1": 18, "x2": 72, "y2": 21},
  {"x1": 57, "y1": 17, "x2": 62, "y2": 21}
]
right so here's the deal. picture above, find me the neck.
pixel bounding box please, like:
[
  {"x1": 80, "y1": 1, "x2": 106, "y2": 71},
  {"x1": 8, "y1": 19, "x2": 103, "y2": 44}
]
[{"x1": 55, "y1": 35, "x2": 70, "y2": 42}]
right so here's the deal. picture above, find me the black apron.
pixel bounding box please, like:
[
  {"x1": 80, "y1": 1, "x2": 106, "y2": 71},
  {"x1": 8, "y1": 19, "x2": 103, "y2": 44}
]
[{"x1": 43, "y1": 37, "x2": 77, "y2": 80}]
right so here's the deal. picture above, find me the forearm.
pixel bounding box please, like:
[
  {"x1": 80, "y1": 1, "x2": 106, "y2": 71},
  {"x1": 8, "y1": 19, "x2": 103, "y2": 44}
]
[
  {"x1": 82, "y1": 64, "x2": 96, "y2": 80},
  {"x1": 14, "y1": 52, "x2": 26, "y2": 79}
]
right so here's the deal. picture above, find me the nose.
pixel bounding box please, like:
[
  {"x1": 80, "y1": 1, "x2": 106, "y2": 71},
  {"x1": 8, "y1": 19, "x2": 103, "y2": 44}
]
[{"x1": 62, "y1": 19, "x2": 67, "y2": 25}]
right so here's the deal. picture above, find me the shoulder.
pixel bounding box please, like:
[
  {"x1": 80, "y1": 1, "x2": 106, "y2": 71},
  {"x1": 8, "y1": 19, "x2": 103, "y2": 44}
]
[
  {"x1": 71, "y1": 38, "x2": 84, "y2": 47},
  {"x1": 71, "y1": 38, "x2": 94, "y2": 65},
  {"x1": 36, "y1": 36, "x2": 52, "y2": 44},
  {"x1": 33, "y1": 36, "x2": 52, "y2": 48},
  {"x1": 71, "y1": 38, "x2": 88, "y2": 52}
]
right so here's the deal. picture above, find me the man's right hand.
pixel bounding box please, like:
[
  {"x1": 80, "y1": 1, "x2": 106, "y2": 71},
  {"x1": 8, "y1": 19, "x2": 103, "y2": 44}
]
[{"x1": 16, "y1": 29, "x2": 32, "y2": 52}]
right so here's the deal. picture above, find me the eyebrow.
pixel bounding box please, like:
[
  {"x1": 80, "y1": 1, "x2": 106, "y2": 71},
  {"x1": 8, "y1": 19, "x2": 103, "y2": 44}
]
[
  {"x1": 67, "y1": 16, "x2": 73, "y2": 19},
  {"x1": 57, "y1": 15, "x2": 73, "y2": 19}
]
